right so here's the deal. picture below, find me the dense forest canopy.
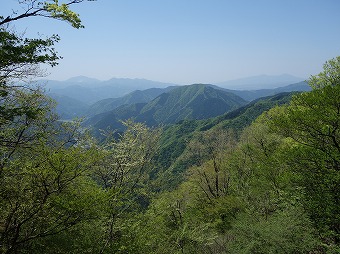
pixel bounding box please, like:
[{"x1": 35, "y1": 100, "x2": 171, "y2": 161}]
[{"x1": 1, "y1": 1, "x2": 340, "y2": 253}]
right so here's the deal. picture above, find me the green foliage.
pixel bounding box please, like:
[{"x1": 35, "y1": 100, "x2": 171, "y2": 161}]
[
  {"x1": 0, "y1": 121, "x2": 103, "y2": 253},
  {"x1": 152, "y1": 92, "x2": 295, "y2": 192},
  {"x1": 85, "y1": 84, "x2": 247, "y2": 135},
  {"x1": 268, "y1": 57, "x2": 340, "y2": 247},
  {"x1": 90, "y1": 120, "x2": 162, "y2": 253},
  {"x1": 0, "y1": 29, "x2": 60, "y2": 127},
  {"x1": 0, "y1": 1, "x2": 94, "y2": 29},
  {"x1": 136, "y1": 110, "x2": 319, "y2": 253},
  {"x1": 2, "y1": 2, "x2": 339, "y2": 252},
  {"x1": 0, "y1": 29, "x2": 60, "y2": 70},
  {"x1": 0, "y1": 1, "x2": 95, "y2": 126},
  {"x1": 309, "y1": 56, "x2": 340, "y2": 89},
  {"x1": 228, "y1": 206, "x2": 318, "y2": 254},
  {"x1": 44, "y1": 1, "x2": 84, "y2": 29},
  {"x1": 0, "y1": 90, "x2": 57, "y2": 171},
  {"x1": 200, "y1": 91, "x2": 297, "y2": 132},
  {"x1": 136, "y1": 182, "x2": 216, "y2": 254}
]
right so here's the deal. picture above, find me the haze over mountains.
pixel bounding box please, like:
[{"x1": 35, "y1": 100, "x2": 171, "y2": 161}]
[
  {"x1": 42, "y1": 74, "x2": 311, "y2": 127},
  {"x1": 44, "y1": 76, "x2": 176, "y2": 104},
  {"x1": 214, "y1": 74, "x2": 304, "y2": 90},
  {"x1": 44, "y1": 74, "x2": 305, "y2": 103}
]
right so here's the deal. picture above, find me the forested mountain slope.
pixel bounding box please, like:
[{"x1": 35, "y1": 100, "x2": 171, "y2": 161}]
[
  {"x1": 51, "y1": 81, "x2": 310, "y2": 120},
  {"x1": 87, "y1": 86, "x2": 176, "y2": 117},
  {"x1": 137, "y1": 84, "x2": 246, "y2": 124},
  {"x1": 141, "y1": 61, "x2": 340, "y2": 253},
  {"x1": 2, "y1": 1, "x2": 339, "y2": 253},
  {"x1": 154, "y1": 91, "x2": 298, "y2": 190},
  {"x1": 48, "y1": 93, "x2": 90, "y2": 119},
  {"x1": 84, "y1": 84, "x2": 247, "y2": 134}
]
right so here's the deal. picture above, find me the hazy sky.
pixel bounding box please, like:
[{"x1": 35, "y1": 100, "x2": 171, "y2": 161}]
[{"x1": 2, "y1": 0, "x2": 340, "y2": 84}]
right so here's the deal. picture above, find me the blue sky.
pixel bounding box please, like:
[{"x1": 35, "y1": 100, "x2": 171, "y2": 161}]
[{"x1": 2, "y1": 0, "x2": 340, "y2": 84}]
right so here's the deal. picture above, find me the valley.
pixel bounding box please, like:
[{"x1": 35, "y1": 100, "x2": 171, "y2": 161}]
[
  {"x1": 48, "y1": 76, "x2": 310, "y2": 133},
  {"x1": 1, "y1": 1, "x2": 339, "y2": 253}
]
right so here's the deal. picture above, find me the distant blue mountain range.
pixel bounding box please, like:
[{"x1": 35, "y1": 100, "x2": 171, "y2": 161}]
[
  {"x1": 214, "y1": 74, "x2": 304, "y2": 90},
  {"x1": 39, "y1": 75, "x2": 310, "y2": 120}
]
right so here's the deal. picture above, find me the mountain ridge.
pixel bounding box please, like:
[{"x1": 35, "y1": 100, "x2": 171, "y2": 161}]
[
  {"x1": 214, "y1": 74, "x2": 304, "y2": 90},
  {"x1": 84, "y1": 84, "x2": 247, "y2": 135},
  {"x1": 41, "y1": 74, "x2": 305, "y2": 104}
]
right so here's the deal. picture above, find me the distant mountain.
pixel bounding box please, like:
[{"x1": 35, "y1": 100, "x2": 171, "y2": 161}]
[
  {"x1": 40, "y1": 74, "x2": 307, "y2": 104},
  {"x1": 137, "y1": 84, "x2": 246, "y2": 125},
  {"x1": 40, "y1": 76, "x2": 101, "y2": 90},
  {"x1": 48, "y1": 93, "x2": 89, "y2": 120},
  {"x1": 84, "y1": 84, "x2": 247, "y2": 134},
  {"x1": 100, "y1": 78, "x2": 175, "y2": 91},
  {"x1": 215, "y1": 74, "x2": 304, "y2": 90},
  {"x1": 43, "y1": 77, "x2": 178, "y2": 104},
  {"x1": 87, "y1": 86, "x2": 177, "y2": 117},
  {"x1": 223, "y1": 81, "x2": 310, "y2": 101},
  {"x1": 41, "y1": 75, "x2": 310, "y2": 120},
  {"x1": 84, "y1": 103, "x2": 147, "y2": 136},
  {"x1": 64, "y1": 76, "x2": 101, "y2": 85}
]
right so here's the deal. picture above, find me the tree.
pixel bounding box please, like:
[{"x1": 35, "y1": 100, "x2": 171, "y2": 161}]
[
  {"x1": 0, "y1": 0, "x2": 94, "y2": 81},
  {"x1": 185, "y1": 128, "x2": 237, "y2": 201},
  {"x1": 136, "y1": 181, "x2": 215, "y2": 254},
  {"x1": 185, "y1": 114, "x2": 318, "y2": 253},
  {"x1": 0, "y1": 1, "x2": 103, "y2": 253},
  {"x1": 0, "y1": 0, "x2": 97, "y2": 121},
  {"x1": 0, "y1": 0, "x2": 94, "y2": 145},
  {"x1": 0, "y1": 1, "x2": 94, "y2": 28},
  {"x1": 269, "y1": 56, "x2": 340, "y2": 251},
  {"x1": 0, "y1": 129, "x2": 102, "y2": 253},
  {"x1": 92, "y1": 120, "x2": 162, "y2": 253}
]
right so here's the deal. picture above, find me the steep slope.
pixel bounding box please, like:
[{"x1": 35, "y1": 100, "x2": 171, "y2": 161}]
[
  {"x1": 48, "y1": 93, "x2": 89, "y2": 119},
  {"x1": 84, "y1": 84, "x2": 247, "y2": 135},
  {"x1": 200, "y1": 91, "x2": 298, "y2": 131},
  {"x1": 44, "y1": 76, "x2": 309, "y2": 116},
  {"x1": 84, "y1": 103, "x2": 147, "y2": 137},
  {"x1": 136, "y1": 84, "x2": 247, "y2": 124},
  {"x1": 87, "y1": 86, "x2": 176, "y2": 117},
  {"x1": 154, "y1": 91, "x2": 299, "y2": 190}
]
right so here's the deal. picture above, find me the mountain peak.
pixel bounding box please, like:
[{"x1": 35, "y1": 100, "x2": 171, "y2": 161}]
[
  {"x1": 65, "y1": 76, "x2": 101, "y2": 83},
  {"x1": 215, "y1": 74, "x2": 305, "y2": 90}
]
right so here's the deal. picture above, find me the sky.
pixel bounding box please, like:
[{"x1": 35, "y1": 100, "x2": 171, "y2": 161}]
[{"x1": 1, "y1": 0, "x2": 340, "y2": 84}]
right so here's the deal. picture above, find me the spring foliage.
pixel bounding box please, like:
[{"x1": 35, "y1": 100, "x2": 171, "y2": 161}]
[{"x1": 1, "y1": 1, "x2": 339, "y2": 253}]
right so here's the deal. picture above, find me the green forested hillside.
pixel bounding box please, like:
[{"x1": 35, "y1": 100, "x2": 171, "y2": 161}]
[
  {"x1": 153, "y1": 91, "x2": 297, "y2": 190},
  {"x1": 48, "y1": 93, "x2": 90, "y2": 119},
  {"x1": 84, "y1": 103, "x2": 147, "y2": 137},
  {"x1": 86, "y1": 86, "x2": 176, "y2": 117},
  {"x1": 85, "y1": 84, "x2": 247, "y2": 135},
  {"x1": 138, "y1": 84, "x2": 246, "y2": 124},
  {"x1": 51, "y1": 81, "x2": 310, "y2": 120},
  {"x1": 135, "y1": 59, "x2": 340, "y2": 253},
  {"x1": 1, "y1": 3, "x2": 339, "y2": 253},
  {"x1": 200, "y1": 91, "x2": 297, "y2": 131}
]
